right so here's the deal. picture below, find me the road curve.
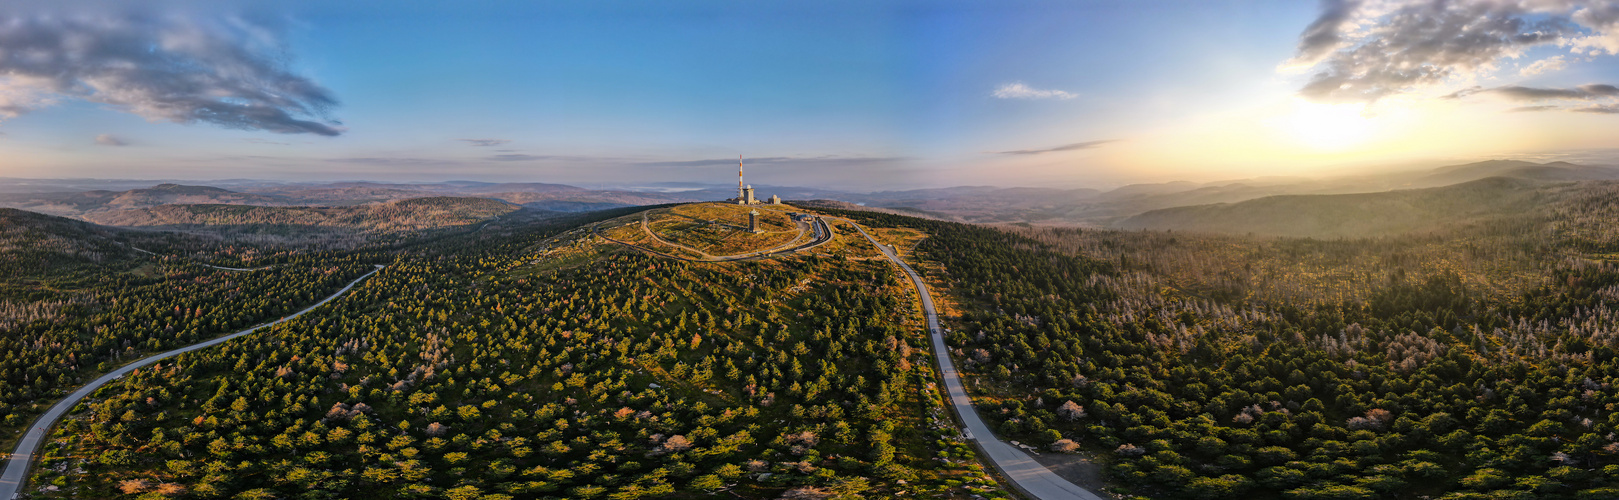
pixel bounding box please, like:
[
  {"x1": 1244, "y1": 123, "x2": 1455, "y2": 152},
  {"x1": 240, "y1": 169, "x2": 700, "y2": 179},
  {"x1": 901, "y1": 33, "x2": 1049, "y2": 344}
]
[
  {"x1": 592, "y1": 207, "x2": 831, "y2": 262},
  {"x1": 0, "y1": 265, "x2": 386, "y2": 499},
  {"x1": 833, "y1": 218, "x2": 1106, "y2": 500}
]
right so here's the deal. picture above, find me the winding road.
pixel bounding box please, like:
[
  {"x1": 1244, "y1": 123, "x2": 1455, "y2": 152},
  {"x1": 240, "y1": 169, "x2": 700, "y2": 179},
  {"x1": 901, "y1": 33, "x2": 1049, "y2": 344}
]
[
  {"x1": 0, "y1": 265, "x2": 386, "y2": 499},
  {"x1": 832, "y1": 217, "x2": 1106, "y2": 500}
]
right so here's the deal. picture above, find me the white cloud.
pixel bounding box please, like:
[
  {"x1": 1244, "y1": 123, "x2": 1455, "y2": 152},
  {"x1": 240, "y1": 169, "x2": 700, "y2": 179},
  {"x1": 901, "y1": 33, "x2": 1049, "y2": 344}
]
[
  {"x1": 992, "y1": 83, "x2": 1076, "y2": 100},
  {"x1": 94, "y1": 134, "x2": 127, "y2": 146},
  {"x1": 1286, "y1": 0, "x2": 1619, "y2": 104},
  {"x1": 1520, "y1": 56, "x2": 1569, "y2": 76}
]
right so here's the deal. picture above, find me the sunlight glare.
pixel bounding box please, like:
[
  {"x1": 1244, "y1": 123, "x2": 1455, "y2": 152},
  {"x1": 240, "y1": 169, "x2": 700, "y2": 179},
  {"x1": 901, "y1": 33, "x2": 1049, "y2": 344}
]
[{"x1": 1286, "y1": 101, "x2": 1373, "y2": 151}]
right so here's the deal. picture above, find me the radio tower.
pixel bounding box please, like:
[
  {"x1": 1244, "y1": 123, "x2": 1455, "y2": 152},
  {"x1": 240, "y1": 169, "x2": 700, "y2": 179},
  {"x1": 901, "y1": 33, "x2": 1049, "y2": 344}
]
[{"x1": 737, "y1": 155, "x2": 745, "y2": 201}]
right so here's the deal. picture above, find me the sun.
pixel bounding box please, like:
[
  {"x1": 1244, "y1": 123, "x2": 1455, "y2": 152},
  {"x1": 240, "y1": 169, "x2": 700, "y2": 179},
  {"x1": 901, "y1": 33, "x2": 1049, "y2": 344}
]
[{"x1": 1285, "y1": 100, "x2": 1373, "y2": 151}]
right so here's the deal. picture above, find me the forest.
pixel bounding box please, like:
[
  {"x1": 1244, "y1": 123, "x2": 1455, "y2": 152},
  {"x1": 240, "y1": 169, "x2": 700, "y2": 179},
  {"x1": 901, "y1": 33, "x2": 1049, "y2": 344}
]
[
  {"x1": 19, "y1": 209, "x2": 1005, "y2": 499},
  {"x1": 825, "y1": 189, "x2": 1619, "y2": 499},
  {"x1": 10, "y1": 189, "x2": 1619, "y2": 499}
]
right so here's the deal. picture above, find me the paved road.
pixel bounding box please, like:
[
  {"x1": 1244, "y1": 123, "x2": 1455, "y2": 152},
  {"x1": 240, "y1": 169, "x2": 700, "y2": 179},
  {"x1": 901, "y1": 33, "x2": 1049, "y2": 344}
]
[
  {"x1": 198, "y1": 263, "x2": 274, "y2": 272},
  {"x1": 0, "y1": 265, "x2": 386, "y2": 499},
  {"x1": 128, "y1": 245, "x2": 276, "y2": 272},
  {"x1": 834, "y1": 218, "x2": 1105, "y2": 500}
]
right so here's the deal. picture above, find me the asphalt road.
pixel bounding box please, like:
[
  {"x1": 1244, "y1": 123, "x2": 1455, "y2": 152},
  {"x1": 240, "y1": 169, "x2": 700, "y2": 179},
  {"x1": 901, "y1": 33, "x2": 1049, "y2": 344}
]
[
  {"x1": 0, "y1": 265, "x2": 385, "y2": 499},
  {"x1": 836, "y1": 218, "x2": 1106, "y2": 500}
]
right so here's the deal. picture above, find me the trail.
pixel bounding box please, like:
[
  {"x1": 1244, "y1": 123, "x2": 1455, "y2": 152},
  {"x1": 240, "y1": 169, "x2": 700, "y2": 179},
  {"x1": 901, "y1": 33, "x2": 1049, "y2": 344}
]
[{"x1": 0, "y1": 265, "x2": 386, "y2": 499}]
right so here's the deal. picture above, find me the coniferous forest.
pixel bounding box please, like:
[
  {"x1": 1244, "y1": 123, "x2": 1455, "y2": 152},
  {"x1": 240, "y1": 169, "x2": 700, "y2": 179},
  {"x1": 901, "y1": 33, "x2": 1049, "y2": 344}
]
[
  {"x1": 5, "y1": 194, "x2": 1619, "y2": 500},
  {"x1": 831, "y1": 201, "x2": 1619, "y2": 500}
]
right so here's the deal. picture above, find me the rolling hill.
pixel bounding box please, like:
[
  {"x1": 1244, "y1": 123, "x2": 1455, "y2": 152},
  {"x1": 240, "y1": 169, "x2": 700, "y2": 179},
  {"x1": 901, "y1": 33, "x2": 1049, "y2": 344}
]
[
  {"x1": 83, "y1": 196, "x2": 520, "y2": 233},
  {"x1": 0, "y1": 184, "x2": 286, "y2": 217},
  {"x1": 1116, "y1": 176, "x2": 1563, "y2": 238},
  {"x1": 0, "y1": 208, "x2": 135, "y2": 279}
]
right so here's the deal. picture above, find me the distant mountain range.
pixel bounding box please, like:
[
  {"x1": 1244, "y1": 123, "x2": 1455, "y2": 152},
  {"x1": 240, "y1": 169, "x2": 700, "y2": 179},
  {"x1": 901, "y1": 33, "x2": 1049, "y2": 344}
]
[
  {"x1": 2, "y1": 159, "x2": 1613, "y2": 233},
  {"x1": 1117, "y1": 177, "x2": 1560, "y2": 238}
]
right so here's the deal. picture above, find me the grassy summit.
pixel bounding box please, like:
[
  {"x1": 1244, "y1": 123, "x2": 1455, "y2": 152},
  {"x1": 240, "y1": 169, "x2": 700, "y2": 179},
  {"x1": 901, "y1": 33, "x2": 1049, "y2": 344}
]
[{"x1": 597, "y1": 203, "x2": 822, "y2": 261}]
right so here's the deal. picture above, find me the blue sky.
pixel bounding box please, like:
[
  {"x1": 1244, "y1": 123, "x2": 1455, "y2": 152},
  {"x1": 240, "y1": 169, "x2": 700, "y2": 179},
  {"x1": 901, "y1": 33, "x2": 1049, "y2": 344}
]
[{"x1": 0, "y1": 0, "x2": 1615, "y2": 189}]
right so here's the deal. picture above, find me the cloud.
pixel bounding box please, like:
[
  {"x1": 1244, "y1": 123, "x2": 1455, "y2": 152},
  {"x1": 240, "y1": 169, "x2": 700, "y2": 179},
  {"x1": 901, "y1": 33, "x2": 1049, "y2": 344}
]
[
  {"x1": 1520, "y1": 55, "x2": 1569, "y2": 76},
  {"x1": 1441, "y1": 86, "x2": 1485, "y2": 99},
  {"x1": 995, "y1": 140, "x2": 1116, "y2": 155},
  {"x1": 1286, "y1": 0, "x2": 1619, "y2": 104},
  {"x1": 485, "y1": 154, "x2": 553, "y2": 162},
  {"x1": 458, "y1": 139, "x2": 510, "y2": 147},
  {"x1": 1507, "y1": 105, "x2": 1563, "y2": 113},
  {"x1": 992, "y1": 83, "x2": 1076, "y2": 100},
  {"x1": 0, "y1": 10, "x2": 342, "y2": 135},
  {"x1": 1575, "y1": 105, "x2": 1619, "y2": 114},
  {"x1": 94, "y1": 134, "x2": 126, "y2": 146},
  {"x1": 1496, "y1": 84, "x2": 1619, "y2": 100},
  {"x1": 636, "y1": 156, "x2": 903, "y2": 168},
  {"x1": 1443, "y1": 82, "x2": 1619, "y2": 114},
  {"x1": 324, "y1": 157, "x2": 448, "y2": 166},
  {"x1": 242, "y1": 138, "x2": 290, "y2": 146},
  {"x1": 1286, "y1": 0, "x2": 1364, "y2": 68},
  {"x1": 640, "y1": 157, "x2": 790, "y2": 168}
]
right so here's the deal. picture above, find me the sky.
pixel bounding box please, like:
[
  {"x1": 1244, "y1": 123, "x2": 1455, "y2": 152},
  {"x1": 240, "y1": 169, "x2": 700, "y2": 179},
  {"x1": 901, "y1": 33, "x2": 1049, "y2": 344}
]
[{"x1": 0, "y1": 0, "x2": 1616, "y2": 190}]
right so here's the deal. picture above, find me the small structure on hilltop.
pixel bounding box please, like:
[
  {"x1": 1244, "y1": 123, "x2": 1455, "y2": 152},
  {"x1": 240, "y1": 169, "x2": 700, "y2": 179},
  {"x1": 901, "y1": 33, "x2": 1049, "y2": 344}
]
[
  {"x1": 749, "y1": 209, "x2": 762, "y2": 233},
  {"x1": 731, "y1": 156, "x2": 782, "y2": 205}
]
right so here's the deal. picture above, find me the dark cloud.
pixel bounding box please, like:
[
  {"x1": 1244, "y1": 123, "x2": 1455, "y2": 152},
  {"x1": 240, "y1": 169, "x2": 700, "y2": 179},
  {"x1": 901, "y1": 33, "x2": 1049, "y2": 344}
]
[
  {"x1": 1289, "y1": 1, "x2": 1606, "y2": 104},
  {"x1": 94, "y1": 134, "x2": 126, "y2": 146},
  {"x1": 458, "y1": 139, "x2": 510, "y2": 147},
  {"x1": 1575, "y1": 105, "x2": 1619, "y2": 114},
  {"x1": 1441, "y1": 86, "x2": 1485, "y2": 99},
  {"x1": 1289, "y1": 0, "x2": 1363, "y2": 66},
  {"x1": 1493, "y1": 86, "x2": 1593, "y2": 100},
  {"x1": 995, "y1": 140, "x2": 1115, "y2": 156},
  {"x1": 1506, "y1": 105, "x2": 1563, "y2": 113},
  {"x1": 1447, "y1": 83, "x2": 1619, "y2": 107},
  {"x1": 1583, "y1": 84, "x2": 1619, "y2": 97},
  {"x1": 1442, "y1": 82, "x2": 1619, "y2": 114},
  {"x1": 0, "y1": 11, "x2": 342, "y2": 135}
]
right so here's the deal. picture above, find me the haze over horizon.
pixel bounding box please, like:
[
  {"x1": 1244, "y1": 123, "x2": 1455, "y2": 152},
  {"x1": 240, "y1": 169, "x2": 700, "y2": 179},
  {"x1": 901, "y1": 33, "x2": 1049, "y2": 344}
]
[{"x1": 0, "y1": 0, "x2": 1616, "y2": 190}]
